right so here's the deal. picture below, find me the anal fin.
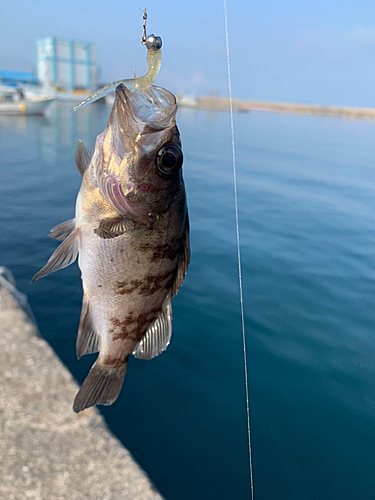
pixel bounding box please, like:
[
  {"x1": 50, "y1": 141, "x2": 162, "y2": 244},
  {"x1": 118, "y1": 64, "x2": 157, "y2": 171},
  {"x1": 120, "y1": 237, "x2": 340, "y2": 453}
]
[
  {"x1": 133, "y1": 295, "x2": 172, "y2": 360},
  {"x1": 73, "y1": 360, "x2": 127, "y2": 413},
  {"x1": 94, "y1": 216, "x2": 134, "y2": 239},
  {"x1": 76, "y1": 294, "x2": 100, "y2": 359},
  {"x1": 32, "y1": 229, "x2": 80, "y2": 282}
]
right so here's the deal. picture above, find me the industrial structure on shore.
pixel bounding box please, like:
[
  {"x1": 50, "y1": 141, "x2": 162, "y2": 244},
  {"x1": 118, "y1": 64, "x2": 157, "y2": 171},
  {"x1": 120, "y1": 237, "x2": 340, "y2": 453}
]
[
  {"x1": 0, "y1": 37, "x2": 98, "y2": 115},
  {"x1": 34, "y1": 37, "x2": 97, "y2": 93},
  {"x1": 0, "y1": 37, "x2": 97, "y2": 103}
]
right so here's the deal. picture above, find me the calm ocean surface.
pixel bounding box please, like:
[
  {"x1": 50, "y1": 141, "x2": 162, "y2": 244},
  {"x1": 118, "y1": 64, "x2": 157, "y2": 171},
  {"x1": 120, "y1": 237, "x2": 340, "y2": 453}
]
[{"x1": 1, "y1": 102, "x2": 375, "y2": 499}]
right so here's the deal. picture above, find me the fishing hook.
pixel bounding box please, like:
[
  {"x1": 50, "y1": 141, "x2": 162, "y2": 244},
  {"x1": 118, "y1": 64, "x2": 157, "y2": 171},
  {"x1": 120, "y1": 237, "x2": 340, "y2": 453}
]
[{"x1": 71, "y1": 8, "x2": 162, "y2": 112}]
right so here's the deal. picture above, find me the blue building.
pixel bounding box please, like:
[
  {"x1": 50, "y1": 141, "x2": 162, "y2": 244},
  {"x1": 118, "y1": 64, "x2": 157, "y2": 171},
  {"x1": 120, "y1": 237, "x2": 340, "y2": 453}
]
[
  {"x1": 0, "y1": 71, "x2": 37, "y2": 87},
  {"x1": 35, "y1": 38, "x2": 97, "y2": 91}
]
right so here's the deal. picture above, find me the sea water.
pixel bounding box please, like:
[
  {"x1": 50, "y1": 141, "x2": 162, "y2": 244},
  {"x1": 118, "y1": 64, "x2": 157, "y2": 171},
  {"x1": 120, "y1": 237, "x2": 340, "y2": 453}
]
[{"x1": 1, "y1": 102, "x2": 375, "y2": 499}]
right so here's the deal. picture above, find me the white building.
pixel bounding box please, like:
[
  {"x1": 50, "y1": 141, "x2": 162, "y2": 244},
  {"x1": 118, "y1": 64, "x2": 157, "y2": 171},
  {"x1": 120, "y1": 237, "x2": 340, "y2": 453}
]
[{"x1": 35, "y1": 38, "x2": 97, "y2": 92}]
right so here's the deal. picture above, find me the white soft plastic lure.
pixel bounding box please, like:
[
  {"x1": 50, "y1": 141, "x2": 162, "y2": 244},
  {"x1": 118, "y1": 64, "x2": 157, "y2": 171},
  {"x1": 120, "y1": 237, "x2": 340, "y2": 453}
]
[{"x1": 72, "y1": 12, "x2": 162, "y2": 112}]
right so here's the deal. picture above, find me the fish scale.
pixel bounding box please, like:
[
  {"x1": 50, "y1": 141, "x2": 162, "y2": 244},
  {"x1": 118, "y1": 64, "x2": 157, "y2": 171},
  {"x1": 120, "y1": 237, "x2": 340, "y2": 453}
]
[{"x1": 78, "y1": 202, "x2": 185, "y2": 359}]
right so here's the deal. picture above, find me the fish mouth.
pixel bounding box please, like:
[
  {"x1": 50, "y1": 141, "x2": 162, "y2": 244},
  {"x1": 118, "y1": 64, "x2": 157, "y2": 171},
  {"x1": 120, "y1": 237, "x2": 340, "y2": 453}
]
[{"x1": 114, "y1": 83, "x2": 177, "y2": 135}]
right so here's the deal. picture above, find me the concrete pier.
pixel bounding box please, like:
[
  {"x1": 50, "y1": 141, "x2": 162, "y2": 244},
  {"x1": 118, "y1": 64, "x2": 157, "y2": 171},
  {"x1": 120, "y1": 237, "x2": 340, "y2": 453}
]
[{"x1": 0, "y1": 270, "x2": 163, "y2": 500}]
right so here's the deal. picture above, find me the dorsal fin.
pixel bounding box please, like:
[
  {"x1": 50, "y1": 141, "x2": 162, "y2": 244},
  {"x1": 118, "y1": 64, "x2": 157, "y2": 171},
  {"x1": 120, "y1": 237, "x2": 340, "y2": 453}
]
[
  {"x1": 133, "y1": 295, "x2": 172, "y2": 360},
  {"x1": 75, "y1": 140, "x2": 92, "y2": 176},
  {"x1": 172, "y1": 213, "x2": 190, "y2": 297}
]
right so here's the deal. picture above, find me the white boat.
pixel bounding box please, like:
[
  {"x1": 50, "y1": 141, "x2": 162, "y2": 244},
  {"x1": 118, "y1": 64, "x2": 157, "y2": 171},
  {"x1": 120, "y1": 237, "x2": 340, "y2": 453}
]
[{"x1": 0, "y1": 85, "x2": 55, "y2": 115}]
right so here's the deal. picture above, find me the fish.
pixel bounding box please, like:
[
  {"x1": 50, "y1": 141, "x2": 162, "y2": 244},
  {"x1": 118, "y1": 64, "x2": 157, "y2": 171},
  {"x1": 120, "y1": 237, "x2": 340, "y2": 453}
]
[{"x1": 33, "y1": 82, "x2": 190, "y2": 412}]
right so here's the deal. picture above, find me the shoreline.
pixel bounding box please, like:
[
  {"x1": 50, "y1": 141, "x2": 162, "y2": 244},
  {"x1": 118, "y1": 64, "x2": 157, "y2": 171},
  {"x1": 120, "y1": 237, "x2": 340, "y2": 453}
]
[{"x1": 177, "y1": 96, "x2": 375, "y2": 120}]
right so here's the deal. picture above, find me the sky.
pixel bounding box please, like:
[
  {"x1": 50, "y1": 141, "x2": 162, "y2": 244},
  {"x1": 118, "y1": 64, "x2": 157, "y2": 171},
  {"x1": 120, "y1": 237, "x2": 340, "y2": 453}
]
[{"x1": 1, "y1": 0, "x2": 375, "y2": 106}]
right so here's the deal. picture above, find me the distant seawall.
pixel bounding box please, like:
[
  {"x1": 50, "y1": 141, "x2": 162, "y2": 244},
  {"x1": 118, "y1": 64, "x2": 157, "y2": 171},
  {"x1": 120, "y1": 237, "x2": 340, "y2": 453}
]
[{"x1": 178, "y1": 96, "x2": 375, "y2": 120}]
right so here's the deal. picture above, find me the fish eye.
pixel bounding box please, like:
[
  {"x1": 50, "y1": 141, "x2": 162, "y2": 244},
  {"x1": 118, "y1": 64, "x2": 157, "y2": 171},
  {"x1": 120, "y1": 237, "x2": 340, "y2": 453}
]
[{"x1": 156, "y1": 143, "x2": 183, "y2": 177}]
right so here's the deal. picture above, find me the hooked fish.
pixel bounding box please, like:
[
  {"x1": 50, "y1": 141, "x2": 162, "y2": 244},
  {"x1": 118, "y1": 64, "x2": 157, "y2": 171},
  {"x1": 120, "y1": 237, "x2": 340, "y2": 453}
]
[{"x1": 33, "y1": 34, "x2": 189, "y2": 413}]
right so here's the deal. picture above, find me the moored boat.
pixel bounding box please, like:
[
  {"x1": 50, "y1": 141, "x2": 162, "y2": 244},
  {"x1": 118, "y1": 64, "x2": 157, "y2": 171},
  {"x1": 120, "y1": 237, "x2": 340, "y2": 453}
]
[{"x1": 0, "y1": 86, "x2": 55, "y2": 115}]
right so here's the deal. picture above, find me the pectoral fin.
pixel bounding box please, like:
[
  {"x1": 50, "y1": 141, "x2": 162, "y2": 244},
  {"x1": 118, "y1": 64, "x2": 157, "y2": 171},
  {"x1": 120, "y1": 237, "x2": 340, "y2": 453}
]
[
  {"x1": 133, "y1": 295, "x2": 172, "y2": 360},
  {"x1": 32, "y1": 229, "x2": 80, "y2": 282},
  {"x1": 76, "y1": 294, "x2": 100, "y2": 359},
  {"x1": 75, "y1": 140, "x2": 91, "y2": 176},
  {"x1": 94, "y1": 217, "x2": 134, "y2": 239},
  {"x1": 48, "y1": 218, "x2": 76, "y2": 241}
]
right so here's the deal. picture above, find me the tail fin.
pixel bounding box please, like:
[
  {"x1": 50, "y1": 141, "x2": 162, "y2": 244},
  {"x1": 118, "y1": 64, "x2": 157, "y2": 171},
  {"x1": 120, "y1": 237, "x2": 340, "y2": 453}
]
[{"x1": 73, "y1": 360, "x2": 127, "y2": 413}]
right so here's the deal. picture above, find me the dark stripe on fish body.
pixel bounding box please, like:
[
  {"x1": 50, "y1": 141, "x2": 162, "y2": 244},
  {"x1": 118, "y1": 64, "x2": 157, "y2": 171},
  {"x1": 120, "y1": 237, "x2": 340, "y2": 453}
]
[
  {"x1": 137, "y1": 238, "x2": 183, "y2": 262},
  {"x1": 150, "y1": 242, "x2": 183, "y2": 262},
  {"x1": 109, "y1": 306, "x2": 161, "y2": 341},
  {"x1": 115, "y1": 269, "x2": 175, "y2": 296},
  {"x1": 116, "y1": 279, "x2": 143, "y2": 295},
  {"x1": 109, "y1": 315, "x2": 137, "y2": 340}
]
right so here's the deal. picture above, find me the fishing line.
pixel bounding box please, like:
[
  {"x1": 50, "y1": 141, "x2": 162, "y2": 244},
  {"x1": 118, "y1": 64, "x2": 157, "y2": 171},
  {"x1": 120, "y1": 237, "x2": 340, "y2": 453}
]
[{"x1": 223, "y1": 2, "x2": 254, "y2": 498}]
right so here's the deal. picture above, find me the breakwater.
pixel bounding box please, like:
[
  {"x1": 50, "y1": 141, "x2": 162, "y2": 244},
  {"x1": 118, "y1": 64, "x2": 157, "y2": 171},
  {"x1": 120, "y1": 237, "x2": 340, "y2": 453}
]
[{"x1": 178, "y1": 95, "x2": 375, "y2": 120}]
